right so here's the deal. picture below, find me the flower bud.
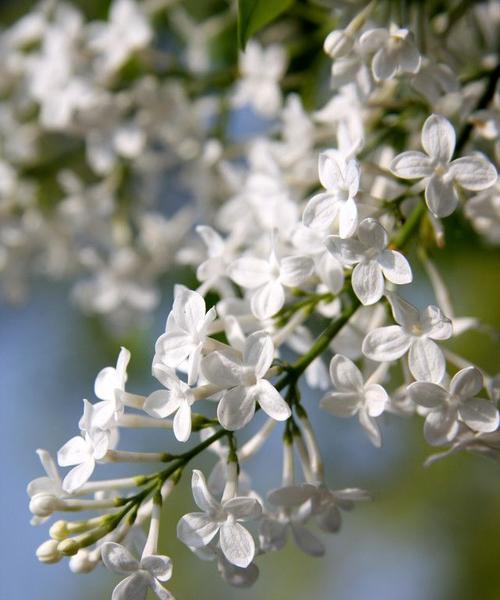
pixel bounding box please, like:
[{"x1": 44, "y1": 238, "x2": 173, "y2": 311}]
[
  {"x1": 69, "y1": 549, "x2": 98, "y2": 573},
  {"x1": 29, "y1": 494, "x2": 61, "y2": 517},
  {"x1": 49, "y1": 520, "x2": 69, "y2": 541},
  {"x1": 323, "y1": 30, "x2": 353, "y2": 59},
  {"x1": 36, "y1": 540, "x2": 62, "y2": 564},
  {"x1": 58, "y1": 538, "x2": 80, "y2": 556}
]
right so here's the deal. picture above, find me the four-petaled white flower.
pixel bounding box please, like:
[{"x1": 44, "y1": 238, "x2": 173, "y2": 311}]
[
  {"x1": 321, "y1": 355, "x2": 388, "y2": 447},
  {"x1": 144, "y1": 364, "x2": 195, "y2": 442},
  {"x1": 58, "y1": 401, "x2": 110, "y2": 493},
  {"x1": 87, "y1": 0, "x2": 152, "y2": 76},
  {"x1": 101, "y1": 542, "x2": 174, "y2": 600},
  {"x1": 92, "y1": 346, "x2": 130, "y2": 428},
  {"x1": 362, "y1": 294, "x2": 452, "y2": 383},
  {"x1": 202, "y1": 331, "x2": 290, "y2": 430},
  {"x1": 155, "y1": 288, "x2": 216, "y2": 385},
  {"x1": 308, "y1": 484, "x2": 371, "y2": 532},
  {"x1": 232, "y1": 41, "x2": 287, "y2": 117},
  {"x1": 228, "y1": 244, "x2": 313, "y2": 320},
  {"x1": 359, "y1": 25, "x2": 421, "y2": 81},
  {"x1": 261, "y1": 484, "x2": 325, "y2": 556},
  {"x1": 177, "y1": 470, "x2": 262, "y2": 568},
  {"x1": 326, "y1": 217, "x2": 412, "y2": 305},
  {"x1": 303, "y1": 149, "x2": 360, "y2": 238},
  {"x1": 408, "y1": 366, "x2": 499, "y2": 446},
  {"x1": 390, "y1": 114, "x2": 498, "y2": 217}
]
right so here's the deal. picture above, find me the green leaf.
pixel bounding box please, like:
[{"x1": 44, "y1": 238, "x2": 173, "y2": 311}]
[{"x1": 237, "y1": 0, "x2": 294, "y2": 50}]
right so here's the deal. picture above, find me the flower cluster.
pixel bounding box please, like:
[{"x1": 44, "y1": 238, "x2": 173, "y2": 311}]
[{"x1": 24, "y1": 1, "x2": 500, "y2": 598}]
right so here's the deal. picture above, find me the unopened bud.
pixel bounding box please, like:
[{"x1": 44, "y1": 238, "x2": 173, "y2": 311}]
[
  {"x1": 323, "y1": 30, "x2": 353, "y2": 59},
  {"x1": 50, "y1": 520, "x2": 69, "y2": 541},
  {"x1": 36, "y1": 540, "x2": 62, "y2": 564},
  {"x1": 69, "y1": 549, "x2": 98, "y2": 573},
  {"x1": 58, "y1": 538, "x2": 80, "y2": 556},
  {"x1": 29, "y1": 494, "x2": 61, "y2": 518}
]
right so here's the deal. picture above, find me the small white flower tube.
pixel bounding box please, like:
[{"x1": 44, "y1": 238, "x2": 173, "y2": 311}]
[{"x1": 299, "y1": 417, "x2": 324, "y2": 482}]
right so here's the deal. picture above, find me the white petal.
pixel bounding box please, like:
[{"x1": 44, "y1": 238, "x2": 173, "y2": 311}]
[
  {"x1": 458, "y1": 399, "x2": 499, "y2": 433},
  {"x1": 407, "y1": 381, "x2": 449, "y2": 408},
  {"x1": 154, "y1": 330, "x2": 193, "y2": 367},
  {"x1": 62, "y1": 459, "x2": 95, "y2": 494},
  {"x1": 268, "y1": 485, "x2": 315, "y2": 508},
  {"x1": 398, "y1": 39, "x2": 421, "y2": 73},
  {"x1": 94, "y1": 366, "x2": 118, "y2": 402},
  {"x1": 290, "y1": 523, "x2": 325, "y2": 557},
  {"x1": 372, "y1": 47, "x2": 398, "y2": 81},
  {"x1": 223, "y1": 497, "x2": 262, "y2": 521},
  {"x1": 101, "y1": 542, "x2": 139, "y2": 574},
  {"x1": 228, "y1": 257, "x2": 271, "y2": 289},
  {"x1": 421, "y1": 114, "x2": 455, "y2": 163},
  {"x1": 352, "y1": 260, "x2": 384, "y2": 305},
  {"x1": 387, "y1": 293, "x2": 420, "y2": 328},
  {"x1": 318, "y1": 150, "x2": 345, "y2": 190},
  {"x1": 358, "y1": 409, "x2": 382, "y2": 447},
  {"x1": 424, "y1": 408, "x2": 459, "y2": 446},
  {"x1": 328, "y1": 354, "x2": 363, "y2": 391},
  {"x1": 325, "y1": 236, "x2": 365, "y2": 265},
  {"x1": 191, "y1": 470, "x2": 220, "y2": 513},
  {"x1": 140, "y1": 555, "x2": 173, "y2": 582},
  {"x1": 359, "y1": 28, "x2": 389, "y2": 52},
  {"x1": 217, "y1": 386, "x2": 256, "y2": 431},
  {"x1": 378, "y1": 250, "x2": 412, "y2": 285},
  {"x1": 425, "y1": 174, "x2": 458, "y2": 218},
  {"x1": 316, "y1": 505, "x2": 341, "y2": 533},
  {"x1": 243, "y1": 332, "x2": 274, "y2": 379},
  {"x1": 338, "y1": 197, "x2": 358, "y2": 238},
  {"x1": 357, "y1": 218, "x2": 387, "y2": 250},
  {"x1": 448, "y1": 156, "x2": 497, "y2": 191},
  {"x1": 149, "y1": 579, "x2": 174, "y2": 600},
  {"x1": 450, "y1": 366, "x2": 483, "y2": 399},
  {"x1": 173, "y1": 289, "x2": 206, "y2": 334},
  {"x1": 320, "y1": 391, "x2": 360, "y2": 417},
  {"x1": 362, "y1": 326, "x2": 412, "y2": 362},
  {"x1": 279, "y1": 255, "x2": 314, "y2": 287},
  {"x1": 57, "y1": 436, "x2": 90, "y2": 467},
  {"x1": 250, "y1": 280, "x2": 285, "y2": 320},
  {"x1": 144, "y1": 390, "x2": 178, "y2": 419},
  {"x1": 390, "y1": 151, "x2": 433, "y2": 179},
  {"x1": 364, "y1": 383, "x2": 388, "y2": 417},
  {"x1": 254, "y1": 380, "x2": 291, "y2": 421},
  {"x1": 111, "y1": 573, "x2": 149, "y2": 600},
  {"x1": 219, "y1": 521, "x2": 255, "y2": 568},
  {"x1": 302, "y1": 192, "x2": 339, "y2": 230},
  {"x1": 176, "y1": 513, "x2": 220, "y2": 548},
  {"x1": 196, "y1": 225, "x2": 225, "y2": 256},
  {"x1": 201, "y1": 351, "x2": 242, "y2": 388},
  {"x1": 345, "y1": 160, "x2": 360, "y2": 196},
  {"x1": 408, "y1": 337, "x2": 445, "y2": 383},
  {"x1": 173, "y1": 402, "x2": 192, "y2": 442}
]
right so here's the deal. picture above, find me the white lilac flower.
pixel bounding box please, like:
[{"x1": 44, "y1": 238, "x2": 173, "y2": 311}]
[
  {"x1": 390, "y1": 114, "x2": 498, "y2": 217},
  {"x1": 57, "y1": 427, "x2": 110, "y2": 493},
  {"x1": 261, "y1": 484, "x2": 324, "y2": 556},
  {"x1": 232, "y1": 41, "x2": 287, "y2": 117},
  {"x1": 362, "y1": 294, "x2": 452, "y2": 383},
  {"x1": 201, "y1": 331, "x2": 291, "y2": 430},
  {"x1": 177, "y1": 470, "x2": 261, "y2": 568},
  {"x1": 101, "y1": 542, "x2": 174, "y2": 600},
  {"x1": 302, "y1": 149, "x2": 361, "y2": 238},
  {"x1": 228, "y1": 242, "x2": 313, "y2": 321},
  {"x1": 144, "y1": 364, "x2": 195, "y2": 443},
  {"x1": 308, "y1": 484, "x2": 371, "y2": 532},
  {"x1": 87, "y1": 0, "x2": 152, "y2": 77},
  {"x1": 408, "y1": 366, "x2": 499, "y2": 446},
  {"x1": 359, "y1": 24, "x2": 421, "y2": 81},
  {"x1": 92, "y1": 346, "x2": 130, "y2": 428},
  {"x1": 154, "y1": 288, "x2": 216, "y2": 385},
  {"x1": 326, "y1": 217, "x2": 412, "y2": 305},
  {"x1": 320, "y1": 355, "x2": 388, "y2": 447}
]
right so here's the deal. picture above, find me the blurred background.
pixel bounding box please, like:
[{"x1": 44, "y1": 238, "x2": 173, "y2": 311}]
[{"x1": 1, "y1": 1, "x2": 500, "y2": 599}]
